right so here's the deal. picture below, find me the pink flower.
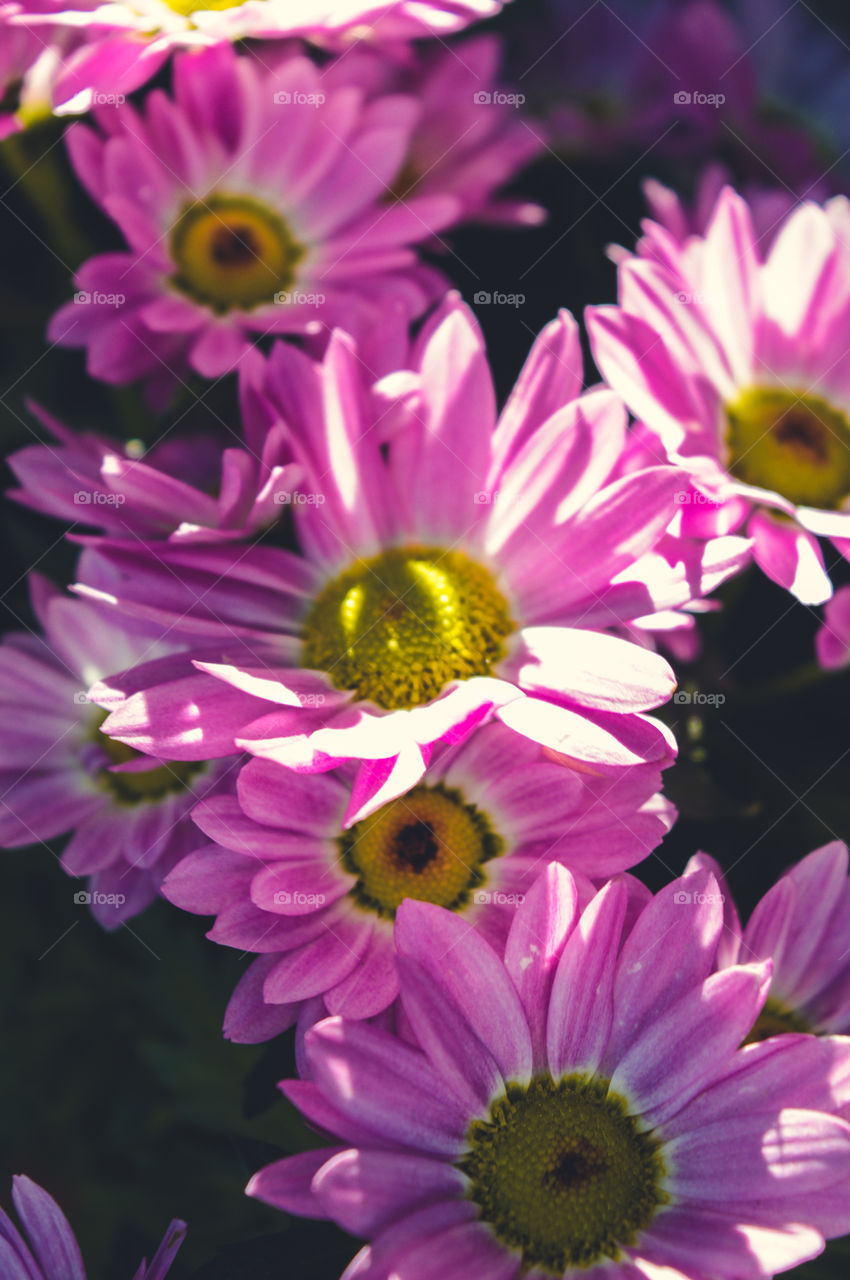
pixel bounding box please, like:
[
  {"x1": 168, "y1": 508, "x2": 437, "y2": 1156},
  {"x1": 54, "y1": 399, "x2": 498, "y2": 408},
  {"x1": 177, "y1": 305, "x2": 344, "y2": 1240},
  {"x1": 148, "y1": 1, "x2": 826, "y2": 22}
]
[
  {"x1": 249, "y1": 862, "x2": 850, "y2": 1279},
  {"x1": 692, "y1": 843, "x2": 850, "y2": 1043},
  {"x1": 0, "y1": 0, "x2": 85, "y2": 137},
  {"x1": 80, "y1": 301, "x2": 715, "y2": 823},
  {"x1": 0, "y1": 1174, "x2": 185, "y2": 1279},
  {"x1": 326, "y1": 36, "x2": 545, "y2": 230},
  {"x1": 7, "y1": 403, "x2": 299, "y2": 543},
  {"x1": 15, "y1": 0, "x2": 508, "y2": 112},
  {"x1": 48, "y1": 42, "x2": 462, "y2": 388},
  {"x1": 0, "y1": 575, "x2": 236, "y2": 926},
  {"x1": 164, "y1": 722, "x2": 673, "y2": 1040},
  {"x1": 588, "y1": 187, "x2": 850, "y2": 606},
  {"x1": 818, "y1": 583, "x2": 850, "y2": 669}
]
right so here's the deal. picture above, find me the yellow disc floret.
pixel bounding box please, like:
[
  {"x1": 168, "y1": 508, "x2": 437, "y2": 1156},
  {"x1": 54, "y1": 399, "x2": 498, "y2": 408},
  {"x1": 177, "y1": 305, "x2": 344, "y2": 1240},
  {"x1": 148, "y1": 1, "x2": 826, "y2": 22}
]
[
  {"x1": 340, "y1": 782, "x2": 503, "y2": 918},
  {"x1": 460, "y1": 1074, "x2": 668, "y2": 1274},
  {"x1": 726, "y1": 386, "x2": 850, "y2": 509},
  {"x1": 301, "y1": 546, "x2": 515, "y2": 711},
  {"x1": 170, "y1": 195, "x2": 304, "y2": 312}
]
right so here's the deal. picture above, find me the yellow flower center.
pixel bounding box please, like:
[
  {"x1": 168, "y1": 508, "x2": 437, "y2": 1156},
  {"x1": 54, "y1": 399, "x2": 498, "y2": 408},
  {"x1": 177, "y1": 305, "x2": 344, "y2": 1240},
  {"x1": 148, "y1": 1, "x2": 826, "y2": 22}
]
[
  {"x1": 301, "y1": 546, "x2": 514, "y2": 711},
  {"x1": 160, "y1": 0, "x2": 250, "y2": 16},
  {"x1": 93, "y1": 714, "x2": 203, "y2": 805},
  {"x1": 339, "y1": 783, "x2": 503, "y2": 918},
  {"x1": 170, "y1": 195, "x2": 304, "y2": 312},
  {"x1": 460, "y1": 1075, "x2": 668, "y2": 1274},
  {"x1": 742, "y1": 994, "x2": 814, "y2": 1045},
  {"x1": 725, "y1": 386, "x2": 850, "y2": 509}
]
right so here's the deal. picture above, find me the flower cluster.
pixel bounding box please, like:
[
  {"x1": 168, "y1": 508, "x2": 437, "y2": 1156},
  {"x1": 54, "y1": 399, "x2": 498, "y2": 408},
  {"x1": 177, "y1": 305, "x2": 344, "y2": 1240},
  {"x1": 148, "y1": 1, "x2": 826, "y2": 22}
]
[{"x1": 4, "y1": 0, "x2": 850, "y2": 1275}]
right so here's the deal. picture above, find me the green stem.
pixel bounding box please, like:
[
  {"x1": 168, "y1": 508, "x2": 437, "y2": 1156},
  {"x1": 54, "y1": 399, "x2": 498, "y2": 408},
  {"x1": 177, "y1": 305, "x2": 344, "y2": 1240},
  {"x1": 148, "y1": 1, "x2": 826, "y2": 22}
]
[{"x1": 0, "y1": 123, "x2": 92, "y2": 270}]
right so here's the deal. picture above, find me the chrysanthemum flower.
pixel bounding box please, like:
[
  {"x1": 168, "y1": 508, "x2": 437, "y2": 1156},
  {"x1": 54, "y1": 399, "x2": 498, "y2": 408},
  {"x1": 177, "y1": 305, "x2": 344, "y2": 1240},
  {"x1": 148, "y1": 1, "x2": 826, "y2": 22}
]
[
  {"x1": 328, "y1": 36, "x2": 545, "y2": 230},
  {"x1": 0, "y1": 1174, "x2": 185, "y2": 1279},
  {"x1": 588, "y1": 187, "x2": 850, "y2": 606},
  {"x1": 538, "y1": 0, "x2": 829, "y2": 187},
  {"x1": 46, "y1": 39, "x2": 536, "y2": 388},
  {"x1": 7, "y1": 404, "x2": 299, "y2": 543},
  {"x1": 80, "y1": 302, "x2": 712, "y2": 822},
  {"x1": 164, "y1": 723, "x2": 673, "y2": 1040},
  {"x1": 249, "y1": 862, "x2": 850, "y2": 1279},
  {"x1": 15, "y1": 0, "x2": 507, "y2": 115},
  {"x1": 691, "y1": 843, "x2": 850, "y2": 1044},
  {"x1": 0, "y1": 0, "x2": 84, "y2": 137},
  {"x1": 0, "y1": 576, "x2": 235, "y2": 925}
]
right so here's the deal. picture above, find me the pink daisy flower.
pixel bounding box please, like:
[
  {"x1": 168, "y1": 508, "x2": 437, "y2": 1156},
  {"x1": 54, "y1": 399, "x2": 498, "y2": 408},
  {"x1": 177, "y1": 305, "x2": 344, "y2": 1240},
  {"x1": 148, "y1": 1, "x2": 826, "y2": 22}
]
[
  {"x1": 588, "y1": 187, "x2": 850, "y2": 606},
  {"x1": 7, "y1": 403, "x2": 299, "y2": 543},
  {"x1": 47, "y1": 42, "x2": 463, "y2": 387},
  {"x1": 16, "y1": 0, "x2": 508, "y2": 114},
  {"x1": 0, "y1": 0, "x2": 83, "y2": 137},
  {"x1": 79, "y1": 302, "x2": 710, "y2": 823},
  {"x1": 327, "y1": 36, "x2": 545, "y2": 230},
  {"x1": 0, "y1": 575, "x2": 236, "y2": 926},
  {"x1": 691, "y1": 843, "x2": 850, "y2": 1044},
  {"x1": 248, "y1": 862, "x2": 850, "y2": 1279},
  {"x1": 163, "y1": 722, "x2": 674, "y2": 1041},
  {"x1": 0, "y1": 1174, "x2": 185, "y2": 1279}
]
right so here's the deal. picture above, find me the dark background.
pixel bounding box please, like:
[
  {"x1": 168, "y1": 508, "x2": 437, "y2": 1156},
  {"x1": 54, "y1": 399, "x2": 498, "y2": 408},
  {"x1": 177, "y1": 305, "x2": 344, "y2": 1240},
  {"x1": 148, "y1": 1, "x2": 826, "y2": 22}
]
[{"x1": 2, "y1": 0, "x2": 850, "y2": 1273}]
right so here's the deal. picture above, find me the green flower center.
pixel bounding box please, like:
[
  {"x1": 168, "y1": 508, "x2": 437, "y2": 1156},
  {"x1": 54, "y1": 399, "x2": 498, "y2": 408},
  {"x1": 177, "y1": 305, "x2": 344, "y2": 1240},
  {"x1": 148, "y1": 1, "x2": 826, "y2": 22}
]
[
  {"x1": 92, "y1": 713, "x2": 203, "y2": 806},
  {"x1": 725, "y1": 386, "x2": 850, "y2": 509},
  {"x1": 170, "y1": 195, "x2": 304, "y2": 312},
  {"x1": 301, "y1": 546, "x2": 514, "y2": 712},
  {"x1": 742, "y1": 995, "x2": 814, "y2": 1045},
  {"x1": 459, "y1": 1075, "x2": 668, "y2": 1275},
  {"x1": 339, "y1": 782, "x2": 503, "y2": 918}
]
